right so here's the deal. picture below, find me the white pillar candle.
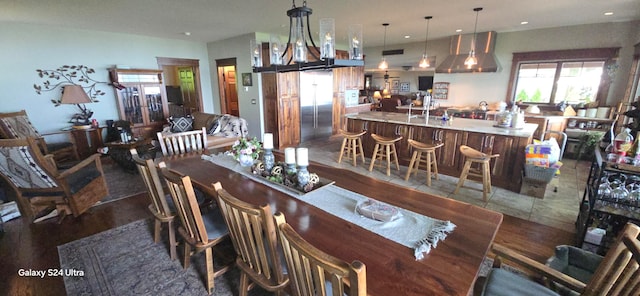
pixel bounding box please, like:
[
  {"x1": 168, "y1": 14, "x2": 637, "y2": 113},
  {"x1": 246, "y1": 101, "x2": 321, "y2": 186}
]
[
  {"x1": 263, "y1": 133, "x2": 273, "y2": 149},
  {"x1": 296, "y1": 147, "x2": 309, "y2": 166},
  {"x1": 285, "y1": 147, "x2": 296, "y2": 164}
]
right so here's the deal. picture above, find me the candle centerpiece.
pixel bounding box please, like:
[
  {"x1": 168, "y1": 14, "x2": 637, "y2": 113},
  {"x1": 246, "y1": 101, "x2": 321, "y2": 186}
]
[
  {"x1": 250, "y1": 146, "x2": 331, "y2": 194},
  {"x1": 262, "y1": 133, "x2": 275, "y2": 171}
]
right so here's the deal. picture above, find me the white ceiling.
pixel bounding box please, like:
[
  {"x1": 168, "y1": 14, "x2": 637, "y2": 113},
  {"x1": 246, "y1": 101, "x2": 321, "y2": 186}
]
[{"x1": 2, "y1": 0, "x2": 639, "y2": 48}]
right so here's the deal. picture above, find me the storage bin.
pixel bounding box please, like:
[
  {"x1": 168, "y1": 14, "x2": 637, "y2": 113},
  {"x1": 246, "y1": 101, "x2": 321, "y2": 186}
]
[{"x1": 524, "y1": 164, "x2": 558, "y2": 183}]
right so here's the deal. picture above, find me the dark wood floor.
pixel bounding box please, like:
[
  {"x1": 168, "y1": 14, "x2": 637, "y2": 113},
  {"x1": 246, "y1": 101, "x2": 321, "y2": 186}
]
[{"x1": 0, "y1": 192, "x2": 575, "y2": 296}]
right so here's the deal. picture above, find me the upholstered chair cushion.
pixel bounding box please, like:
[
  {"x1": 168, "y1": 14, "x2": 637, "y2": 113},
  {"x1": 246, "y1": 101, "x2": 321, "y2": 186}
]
[{"x1": 482, "y1": 268, "x2": 560, "y2": 296}]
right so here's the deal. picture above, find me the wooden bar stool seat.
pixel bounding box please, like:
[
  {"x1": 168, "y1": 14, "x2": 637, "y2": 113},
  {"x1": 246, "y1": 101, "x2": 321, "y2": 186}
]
[
  {"x1": 337, "y1": 130, "x2": 366, "y2": 167},
  {"x1": 404, "y1": 139, "x2": 444, "y2": 186},
  {"x1": 454, "y1": 145, "x2": 499, "y2": 201},
  {"x1": 368, "y1": 133, "x2": 402, "y2": 176}
]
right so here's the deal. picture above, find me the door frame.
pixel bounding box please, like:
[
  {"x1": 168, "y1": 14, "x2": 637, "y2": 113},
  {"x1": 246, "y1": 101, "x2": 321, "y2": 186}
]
[
  {"x1": 216, "y1": 58, "x2": 238, "y2": 115},
  {"x1": 156, "y1": 57, "x2": 203, "y2": 113}
]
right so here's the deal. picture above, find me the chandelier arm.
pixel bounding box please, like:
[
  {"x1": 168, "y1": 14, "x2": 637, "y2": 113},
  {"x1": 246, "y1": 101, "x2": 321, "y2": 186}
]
[
  {"x1": 283, "y1": 16, "x2": 294, "y2": 65},
  {"x1": 423, "y1": 18, "x2": 429, "y2": 54},
  {"x1": 305, "y1": 13, "x2": 321, "y2": 61}
]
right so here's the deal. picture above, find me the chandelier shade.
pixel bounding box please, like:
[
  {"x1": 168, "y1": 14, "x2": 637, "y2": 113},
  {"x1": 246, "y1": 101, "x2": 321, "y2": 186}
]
[{"x1": 252, "y1": 0, "x2": 364, "y2": 73}]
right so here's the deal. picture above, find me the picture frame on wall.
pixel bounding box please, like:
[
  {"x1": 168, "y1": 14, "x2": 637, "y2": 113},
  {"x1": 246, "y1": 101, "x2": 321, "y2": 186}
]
[
  {"x1": 400, "y1": 82, "x2": 410, "y2": 92},
  {"x1": 392, "y1": 79, "x2": 399, "y2": 89},
  {"x1": 242, "y1": 73, "x2": 252, "y2": 86}
]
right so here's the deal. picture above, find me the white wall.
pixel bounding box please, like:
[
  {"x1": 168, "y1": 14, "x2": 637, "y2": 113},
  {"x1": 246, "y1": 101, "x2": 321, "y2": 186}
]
[
  {"x1": 207, "y1": 33, "x2": 264, "y2": 139},
  {"x1": 364, "y1": 21, "x2": 640, "y2": 108},
  {"x1": 0, "y1": 22, "x2": 214, "y2": 137}
]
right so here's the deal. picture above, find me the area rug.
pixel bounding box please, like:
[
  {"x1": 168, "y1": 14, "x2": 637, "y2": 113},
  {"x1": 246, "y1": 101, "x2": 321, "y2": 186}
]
[
  {"x1": 58, "y1": 219, "x2": 271, "y2": 296},
  {"x1": 101, "y1": 163, "x2": 147, "y2": 203},
  {"x1": 59, "y1": 219, "x2": 524, "y2": 295}
]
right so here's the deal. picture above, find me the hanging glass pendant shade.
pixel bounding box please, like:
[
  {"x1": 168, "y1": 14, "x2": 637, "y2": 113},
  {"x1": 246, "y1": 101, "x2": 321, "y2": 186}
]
[
  {"x1": 418, "y1": 16, "x2": 432, "y2": 68},
  {"x1": 378, "y1": 23, "x2": 389, "y2": 70},
  {"x1": 465, "y1": 7, "x2": 483, "y2": 69}
]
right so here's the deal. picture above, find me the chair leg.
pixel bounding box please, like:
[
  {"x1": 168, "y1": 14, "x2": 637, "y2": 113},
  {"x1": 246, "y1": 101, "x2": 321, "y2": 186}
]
[
  {"x1": 154, "y1": 219, "x2": 162, "y2": 243},
  {"x1": 405, "y1": 151, "x2": 418, "y2": 181},
  {"x1": 454, "y1": 160, "x2": 472, "y2": 194},
  {"x1": 168, "y1": 220, "x2": 177, "y2": 261},
  {"x1": 351, "y1": 138, "x2": 358, "y2": 167},
  {"x1": 426, "y1": 151, "x2": 432, "y2": 187},
  {"x1": 368, "y1": 143, "x2": 380, "y2": 172},
  {"x1": 239, "y1": 271, "x2": 250, "y2": 296},
  {"x1": 357, "y1": 138, "x2": 365, "y2": 163},
  {"x1": 338, "y1": 137, "x2": 347, "y2": 164},
  {"x1": 431, "y1": 150, "x2": 439, "y2": 181},
  {"x1": 482, "y1": 162, "x2": 491, "y2": 201},
  {"x1": 413, "y1": 151, "x2": 422, "y2": 177},
  {"x1": 385, "y1": 144, "x2": 392, "y2": 176},
  {"x1": 391, "y1": 144, "x2": 400, "y2": 171},
  {"x1": 183, "y1": 243, "x2": 191, "y2": 269},
  {"x1": 205, "y1": 247, "x2": 214, "y2": 294}
]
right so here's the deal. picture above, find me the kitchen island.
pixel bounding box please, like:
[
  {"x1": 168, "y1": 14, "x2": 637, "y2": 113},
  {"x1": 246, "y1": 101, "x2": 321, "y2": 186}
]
[{"x1": 345, "y1": 111, "x2": 538, "y2": 192}]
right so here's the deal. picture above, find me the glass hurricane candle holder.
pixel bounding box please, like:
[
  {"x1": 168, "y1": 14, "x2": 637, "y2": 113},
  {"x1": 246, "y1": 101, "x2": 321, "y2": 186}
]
[
  {"x1": 297, "y1": 165, "x2": 310, "y2": 188},
  {"x1": 263, "y1": 148, "x2": 275, "y2": 171}
]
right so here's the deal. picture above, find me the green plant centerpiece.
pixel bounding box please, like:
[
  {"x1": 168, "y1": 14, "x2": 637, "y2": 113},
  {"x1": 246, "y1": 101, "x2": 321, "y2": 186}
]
[{"x1": 251, "y1": 161, "x2": 320, "y2": 193}]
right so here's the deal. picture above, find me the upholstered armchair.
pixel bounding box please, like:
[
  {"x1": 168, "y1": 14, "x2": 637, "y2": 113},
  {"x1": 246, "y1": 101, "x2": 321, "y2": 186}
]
[
  {"x1": 0, "y1": 137, "x2": 108, "y2": 222},
  {"x1": 0, "y1": 110, "x2": 78, "y2": 162}
]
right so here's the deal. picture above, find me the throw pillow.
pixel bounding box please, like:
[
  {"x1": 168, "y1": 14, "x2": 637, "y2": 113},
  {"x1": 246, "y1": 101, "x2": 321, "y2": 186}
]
[
  {"x1": 208, "y1": 118, "x2": 220, "y2": 135},
  {"x1": 170, "y1": 116, "x2": 193, "y2": 133}
]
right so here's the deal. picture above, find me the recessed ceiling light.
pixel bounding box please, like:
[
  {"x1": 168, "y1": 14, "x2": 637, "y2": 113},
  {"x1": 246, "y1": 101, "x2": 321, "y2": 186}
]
[
  {"x1": 404, "y1": 35, "x2": 410, "y2": 39},
  {"x1": 183, "y1": 32, "x2": 191, "y2": 36},
  {"x1": 455, "y1": 29, "x2": 462, "y2": 33},
  {"x1": 604, "y1": 12, "x2": 614, "y2": 16},
  {"x1": 520, "y1": 21, "x2": 529, "y2": 25}
]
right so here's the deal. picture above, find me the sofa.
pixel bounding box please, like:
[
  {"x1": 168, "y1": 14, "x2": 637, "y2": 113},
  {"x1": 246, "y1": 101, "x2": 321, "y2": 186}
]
[{"x1": 167, "y1": 112, "x2": 248, "y2": 149}]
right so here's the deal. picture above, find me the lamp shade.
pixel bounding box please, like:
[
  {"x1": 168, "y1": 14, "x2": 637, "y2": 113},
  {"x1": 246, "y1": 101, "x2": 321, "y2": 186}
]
[
  {"x1": 382, "y1": 89, "x2": 391, "y2": 98},
  {"x1": 60, "y1": 85, "x2": 92, "y2": 104},
  {"x1": 373, "y1": 91, "x2": 382, "y2": 99}
]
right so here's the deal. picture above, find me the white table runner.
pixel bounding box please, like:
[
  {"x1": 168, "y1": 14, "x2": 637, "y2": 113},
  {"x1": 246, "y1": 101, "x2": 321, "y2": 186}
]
[{"x1": 202, "y1": 154, "x2": 455, "y2": 260}]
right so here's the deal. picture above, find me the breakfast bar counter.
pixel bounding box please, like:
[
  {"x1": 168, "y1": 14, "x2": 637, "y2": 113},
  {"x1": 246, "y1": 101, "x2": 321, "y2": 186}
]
[{"x1": 345, "y1": 112, "x2": 538, "y2": 192}]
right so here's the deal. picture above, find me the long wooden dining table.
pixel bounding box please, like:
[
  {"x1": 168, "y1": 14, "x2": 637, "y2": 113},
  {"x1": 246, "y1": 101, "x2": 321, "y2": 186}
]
[{"x1": 162, "y1": 153, "x2": 503, "y2": 296}]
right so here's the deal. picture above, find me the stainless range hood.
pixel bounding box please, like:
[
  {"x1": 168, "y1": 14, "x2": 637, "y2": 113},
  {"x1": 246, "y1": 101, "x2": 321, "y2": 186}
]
[{"x1": 435, "y1": 31, "x2": 500, "y2": 73}]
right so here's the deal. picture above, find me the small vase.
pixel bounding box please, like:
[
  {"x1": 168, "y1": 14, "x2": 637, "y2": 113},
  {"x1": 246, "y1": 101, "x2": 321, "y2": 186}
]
[
  {"x1": 238, "y1": 154, "x2": 254, "y2": 167},
  {"x1": 297, "y1": 166, "x2": 310, "y2": 188},
  {"x1": 263, "y1": 149, "x2": 275, "y2": 171}
]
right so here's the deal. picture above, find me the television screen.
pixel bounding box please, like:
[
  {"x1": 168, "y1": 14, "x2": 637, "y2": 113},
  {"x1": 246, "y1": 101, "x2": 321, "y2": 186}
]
[
  {"x1": 418, "y1": 76, "x2": 434, "y2": 91},
  {"x1": 165, "y1": 86, "x2": 183, "y2": 105}
]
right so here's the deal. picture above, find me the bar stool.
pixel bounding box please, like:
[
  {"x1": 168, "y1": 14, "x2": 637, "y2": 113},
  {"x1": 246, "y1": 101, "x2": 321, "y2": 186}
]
[
  {"x1": 454, "y1": 145, "x2": 500, "y2": 201},
  {"x1": 404, "y1": 139, "x2": 444, "y2": 186},
  {"x1": 368, "y1": 133, "x2": 402, "y2": 176},
  {"x1": 337, "y1": 130, "x2": 366, "y2": 166}
]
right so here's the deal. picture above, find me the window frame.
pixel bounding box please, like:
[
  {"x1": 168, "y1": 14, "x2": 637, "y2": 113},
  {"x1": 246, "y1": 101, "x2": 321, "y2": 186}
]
[{"x1": 505, "y1": 48, "x2": 620, "y2": 106}]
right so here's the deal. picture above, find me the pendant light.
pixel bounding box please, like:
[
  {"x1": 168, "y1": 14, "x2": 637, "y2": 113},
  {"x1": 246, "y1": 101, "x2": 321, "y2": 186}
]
[
  {"x1": 418, "y1": 16, "x2": 433, "y2": 68},
  {"x1": 378, "y1": 23, "x2": 389, "y2": 70},
  {"x1": 464, "y1": 7, "x2": 483, "y2": 69}
]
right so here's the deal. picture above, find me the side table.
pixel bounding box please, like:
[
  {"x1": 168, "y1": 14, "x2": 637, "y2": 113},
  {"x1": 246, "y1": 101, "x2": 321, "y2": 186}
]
[{"x1": 104, "y1": 138, "x2": 156, "y2": 172}]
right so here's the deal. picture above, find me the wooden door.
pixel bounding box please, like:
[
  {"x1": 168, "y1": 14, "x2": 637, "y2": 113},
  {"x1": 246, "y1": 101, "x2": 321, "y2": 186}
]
[
  {"x1": 277, "y1": 72, "x2": 300, "y2": 148},
  {"x1": 222, "y1": 67, "x2": 239, "y2": 117},
  {"x1": 178, "y1": 67, "x2": 199, "y2": 114}
]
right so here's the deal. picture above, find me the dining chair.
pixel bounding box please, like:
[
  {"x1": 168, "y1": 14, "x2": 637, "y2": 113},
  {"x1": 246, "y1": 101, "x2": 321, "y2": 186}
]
[
  {"x1": 0, "y1": 137, "x2": 108, "y2": 222},
  {"x1": 212, "y1": 182, "x2": 289, "y2": 296},
  {"x1": 130, "y1": 149, "x2": 177, "y2": 260},
  {"x1": 158, "y1": 162, "x2": 231, "y2": 294},
  {"x1": 274, "y1": 212, "x2": 367, "y2": 296},
  {"x1": 481, "y1": 222, "x2": 640, "y2": 296},
  {"x1": 157, "y1": 127, "x2": 207, "y2": 156},
  {"x1": 0, "y1": 110, "x2": 78, "y2": 162}
]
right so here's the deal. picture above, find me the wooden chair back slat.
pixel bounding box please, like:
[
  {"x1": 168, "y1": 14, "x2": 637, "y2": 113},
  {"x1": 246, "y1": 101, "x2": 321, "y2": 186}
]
[
  {"x1": 274, "y1": 212, "x2": 366, "y2": 296},
  {"x1": 584, "y1": 223, "x2": 640, "y2": 296},
  {"x1": 160, "y1": 164, "x2": 208, "y2": 242},
  {"x1": 130, "y1": 149, "x2": 171, "y2": 216},
  {"x1": 213, "y1": 182, "x2": 288, "y2": 294},
  {"x1": 157, "y1": 127, "x2": 207, "y2": 156}
]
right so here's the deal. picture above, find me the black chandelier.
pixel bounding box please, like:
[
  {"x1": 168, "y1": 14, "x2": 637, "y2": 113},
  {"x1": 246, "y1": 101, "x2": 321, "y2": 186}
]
[{"x1": 252, "y1": 0, "x2": 364, "y2": 73}]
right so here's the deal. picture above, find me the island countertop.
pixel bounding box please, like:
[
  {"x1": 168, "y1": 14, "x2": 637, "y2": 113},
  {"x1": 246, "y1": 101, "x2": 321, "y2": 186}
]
[{"x1": 346, "y1": 111, "x2": 538, "y2": 138}]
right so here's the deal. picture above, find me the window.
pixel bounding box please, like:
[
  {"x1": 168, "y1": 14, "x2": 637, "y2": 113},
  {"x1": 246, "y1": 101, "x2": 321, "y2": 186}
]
[{"x1": 507, "y1": 48, "x2": 619, "y2": 105}]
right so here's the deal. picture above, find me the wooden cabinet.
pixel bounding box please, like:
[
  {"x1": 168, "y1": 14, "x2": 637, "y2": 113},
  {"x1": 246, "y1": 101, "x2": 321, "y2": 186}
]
[
  {"x1": 262, "y1": 71, "x2": 300, "y2": 149},
  {"x1": 109, "y1": 68, "x2": 168, "y2": 139},
  {"x1": 524, "y1": 116, "x2": 567, "y2": 140},
  {"x1": 431, "y1": 128, "x2": 464, "y2": 173}
]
